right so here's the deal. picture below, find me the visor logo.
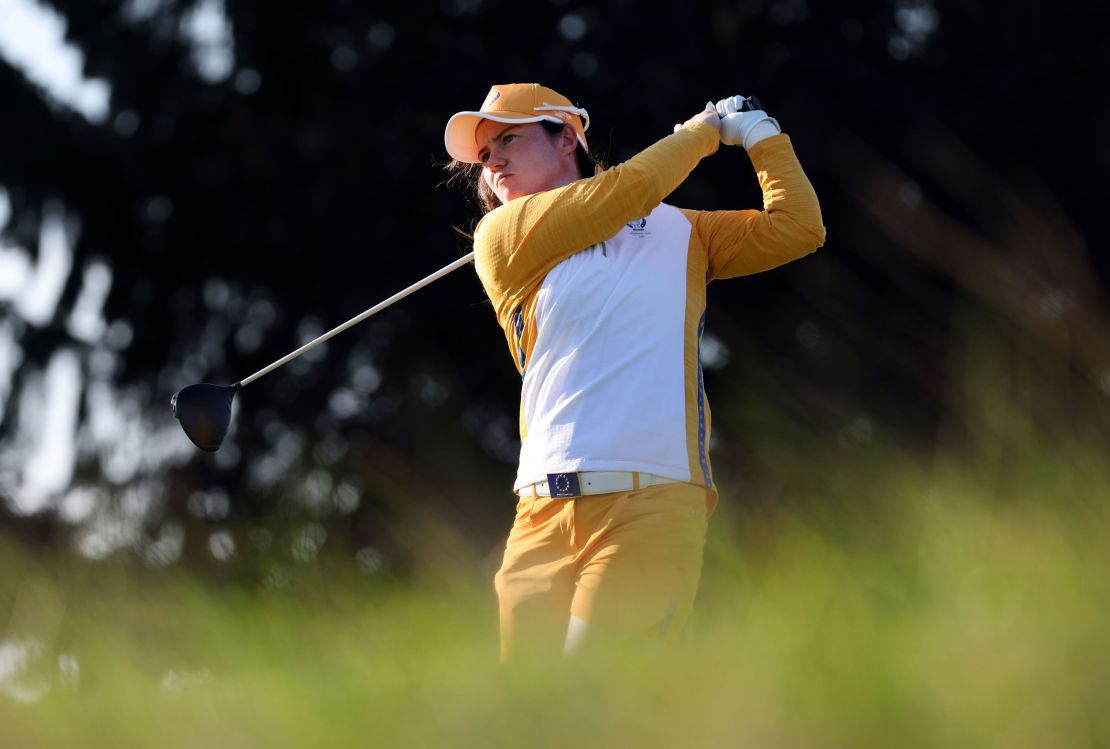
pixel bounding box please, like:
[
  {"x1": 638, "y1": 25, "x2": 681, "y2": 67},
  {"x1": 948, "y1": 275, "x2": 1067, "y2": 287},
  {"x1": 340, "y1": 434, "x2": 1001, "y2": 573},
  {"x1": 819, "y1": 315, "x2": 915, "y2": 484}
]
[{"x1": 482, "y1": 90, "x2": 501, "y2": 110}]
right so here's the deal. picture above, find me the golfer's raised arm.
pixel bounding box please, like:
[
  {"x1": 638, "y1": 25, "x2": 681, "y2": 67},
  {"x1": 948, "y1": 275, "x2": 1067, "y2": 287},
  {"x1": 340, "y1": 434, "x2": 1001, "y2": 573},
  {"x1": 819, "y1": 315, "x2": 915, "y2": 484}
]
[
  {"x1": 679, "y1": 135, "x2": 825, "y2": 281},
  {"x1": 673, "y1": 96, "x2": 825, "y2": 281}
]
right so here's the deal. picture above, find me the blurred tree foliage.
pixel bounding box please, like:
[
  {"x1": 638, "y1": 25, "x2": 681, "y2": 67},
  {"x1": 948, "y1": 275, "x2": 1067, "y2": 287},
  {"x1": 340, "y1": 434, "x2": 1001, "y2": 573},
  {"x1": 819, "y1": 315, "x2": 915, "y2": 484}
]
[{"x1": 1, "y1": 0, "x2": 1108, "y2": 573}]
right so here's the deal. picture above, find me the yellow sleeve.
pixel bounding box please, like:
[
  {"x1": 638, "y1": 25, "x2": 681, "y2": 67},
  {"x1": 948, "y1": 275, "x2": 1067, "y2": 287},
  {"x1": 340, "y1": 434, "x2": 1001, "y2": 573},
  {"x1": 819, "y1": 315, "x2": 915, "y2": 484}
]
[
  {"x1": 680, "y1": 134, "x2": 826, "y2": 282},
  {"x1": 473, "y1": 123, "x2": 720, "y2": 324}
]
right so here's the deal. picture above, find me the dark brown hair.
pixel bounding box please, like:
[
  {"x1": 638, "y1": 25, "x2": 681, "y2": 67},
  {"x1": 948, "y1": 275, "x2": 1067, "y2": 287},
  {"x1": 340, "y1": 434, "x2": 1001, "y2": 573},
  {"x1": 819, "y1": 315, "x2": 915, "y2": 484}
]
[{"x1": 444, "y1": 120, "x2": 605, "y2": 216}]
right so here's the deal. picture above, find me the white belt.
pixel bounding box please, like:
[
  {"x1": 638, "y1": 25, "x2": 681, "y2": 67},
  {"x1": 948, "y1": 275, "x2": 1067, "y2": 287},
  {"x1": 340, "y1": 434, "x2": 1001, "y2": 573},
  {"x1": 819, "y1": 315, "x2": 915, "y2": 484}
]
[{"x1": 517, "y1": 471, "x2": 680, "y2": 498}]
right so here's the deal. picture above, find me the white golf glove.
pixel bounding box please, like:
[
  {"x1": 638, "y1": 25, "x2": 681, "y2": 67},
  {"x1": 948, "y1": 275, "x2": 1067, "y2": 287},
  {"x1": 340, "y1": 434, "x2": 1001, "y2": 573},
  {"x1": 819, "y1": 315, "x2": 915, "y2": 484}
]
[{"x1": 715, "y1": 95, "x2": 781, "y2": 149}]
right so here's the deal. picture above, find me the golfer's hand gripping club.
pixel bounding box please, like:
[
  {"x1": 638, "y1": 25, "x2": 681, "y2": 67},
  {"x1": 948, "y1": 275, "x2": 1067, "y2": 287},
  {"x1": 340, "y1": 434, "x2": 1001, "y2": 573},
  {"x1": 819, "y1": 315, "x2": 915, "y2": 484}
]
[
  {"x1": 715, "y1": 94, "x2": 781, "y2": 149},
  {"x1": 673, "y1": 102, "x2": 721, "y2": 135}
]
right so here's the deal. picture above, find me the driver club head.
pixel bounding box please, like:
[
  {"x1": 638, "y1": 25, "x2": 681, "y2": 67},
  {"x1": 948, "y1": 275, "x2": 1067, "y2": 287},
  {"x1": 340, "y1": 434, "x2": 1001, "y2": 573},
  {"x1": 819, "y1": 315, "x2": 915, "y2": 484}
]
[{"x1": 171, "y1": 383, "x2": 241, "y2": 452}]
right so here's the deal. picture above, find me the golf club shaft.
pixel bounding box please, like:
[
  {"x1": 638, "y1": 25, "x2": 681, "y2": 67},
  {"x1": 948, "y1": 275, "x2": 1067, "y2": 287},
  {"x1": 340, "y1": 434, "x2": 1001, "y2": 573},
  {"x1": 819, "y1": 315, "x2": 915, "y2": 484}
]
[{"x1": 239, "y1": 252, "x2": 475, "y2": 388}]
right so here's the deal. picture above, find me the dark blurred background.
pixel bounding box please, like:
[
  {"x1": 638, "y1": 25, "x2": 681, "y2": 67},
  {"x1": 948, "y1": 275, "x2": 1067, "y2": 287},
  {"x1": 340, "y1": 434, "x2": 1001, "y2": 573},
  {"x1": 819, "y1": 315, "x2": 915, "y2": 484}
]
[{"x1": 1, "y1": 0, "x2": 1108, "y2": 578}]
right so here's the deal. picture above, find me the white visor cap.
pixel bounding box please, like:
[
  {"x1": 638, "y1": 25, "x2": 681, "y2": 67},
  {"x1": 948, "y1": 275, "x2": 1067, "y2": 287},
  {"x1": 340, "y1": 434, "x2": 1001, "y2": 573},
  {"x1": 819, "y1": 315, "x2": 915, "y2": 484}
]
[{"x1": 445, "y1": 83, "x2": 590, "y2": 164}]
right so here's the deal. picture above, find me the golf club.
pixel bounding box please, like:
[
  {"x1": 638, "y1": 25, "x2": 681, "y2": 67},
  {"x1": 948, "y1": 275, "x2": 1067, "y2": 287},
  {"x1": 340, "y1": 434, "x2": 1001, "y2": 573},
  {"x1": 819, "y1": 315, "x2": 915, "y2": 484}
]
[{"x1": 171, "y1": 252, "x2": 475, "y2": 452}]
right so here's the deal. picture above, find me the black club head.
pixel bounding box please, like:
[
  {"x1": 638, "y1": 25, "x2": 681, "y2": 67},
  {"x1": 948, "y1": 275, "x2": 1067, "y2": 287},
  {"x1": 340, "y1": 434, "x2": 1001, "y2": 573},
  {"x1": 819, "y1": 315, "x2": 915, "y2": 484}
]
[{"x1": 171, "y1": 383, "x2": 240, "y2": 452}]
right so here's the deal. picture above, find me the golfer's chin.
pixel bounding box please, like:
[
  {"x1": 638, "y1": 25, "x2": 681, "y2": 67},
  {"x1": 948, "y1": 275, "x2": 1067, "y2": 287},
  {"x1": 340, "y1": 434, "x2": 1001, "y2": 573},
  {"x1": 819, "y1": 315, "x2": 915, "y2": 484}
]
[{"x1": 495, "y1": 178, "x2": 535, "y2": 204}]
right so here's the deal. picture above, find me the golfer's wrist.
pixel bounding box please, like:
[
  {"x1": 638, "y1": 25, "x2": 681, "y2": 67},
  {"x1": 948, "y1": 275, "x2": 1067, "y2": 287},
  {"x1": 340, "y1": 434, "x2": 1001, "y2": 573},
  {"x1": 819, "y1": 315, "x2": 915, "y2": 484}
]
[
  {"x1": 744, "y1": 118, "x2": 781, "y2": 149},
  {"x1": 682, "y1": 121, "x2": 721, "y2": 154}
]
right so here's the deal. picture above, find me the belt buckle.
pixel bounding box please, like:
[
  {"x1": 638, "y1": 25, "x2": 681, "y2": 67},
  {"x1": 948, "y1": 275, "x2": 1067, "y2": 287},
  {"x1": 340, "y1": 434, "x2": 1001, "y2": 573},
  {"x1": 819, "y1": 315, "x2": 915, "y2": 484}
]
[{"x1": 547, "y1": 472, "x2": 581, "y2": 498}]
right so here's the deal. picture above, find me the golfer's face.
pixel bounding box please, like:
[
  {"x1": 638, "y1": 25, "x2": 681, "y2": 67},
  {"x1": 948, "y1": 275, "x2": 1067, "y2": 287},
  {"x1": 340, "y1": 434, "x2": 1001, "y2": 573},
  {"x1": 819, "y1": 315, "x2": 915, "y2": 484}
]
[{"x1": 476, "y1": 120, "x2": 564, "y2": 203}]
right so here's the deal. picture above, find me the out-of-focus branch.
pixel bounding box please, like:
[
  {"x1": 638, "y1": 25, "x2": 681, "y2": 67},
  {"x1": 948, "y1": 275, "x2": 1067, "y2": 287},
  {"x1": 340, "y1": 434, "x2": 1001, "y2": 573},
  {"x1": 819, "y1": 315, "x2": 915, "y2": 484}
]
[{"x1": 839, "y1": 130, "x2": 1110, "y2": 382}]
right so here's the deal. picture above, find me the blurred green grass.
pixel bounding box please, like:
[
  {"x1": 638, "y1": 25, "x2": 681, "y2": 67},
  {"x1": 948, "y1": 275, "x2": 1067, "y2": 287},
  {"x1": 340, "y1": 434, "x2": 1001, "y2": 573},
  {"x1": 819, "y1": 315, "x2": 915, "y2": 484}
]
[{"x1": 3, "y1": 439, "x2": 1108, "y2": 748}]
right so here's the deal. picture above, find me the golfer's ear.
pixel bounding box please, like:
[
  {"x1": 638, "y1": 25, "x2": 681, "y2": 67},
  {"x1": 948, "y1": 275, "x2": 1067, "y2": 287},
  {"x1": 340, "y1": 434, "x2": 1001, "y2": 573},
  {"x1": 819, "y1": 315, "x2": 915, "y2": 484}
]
[{"x1": 561, "y1": 125, "x2": 577, "y2": 156}]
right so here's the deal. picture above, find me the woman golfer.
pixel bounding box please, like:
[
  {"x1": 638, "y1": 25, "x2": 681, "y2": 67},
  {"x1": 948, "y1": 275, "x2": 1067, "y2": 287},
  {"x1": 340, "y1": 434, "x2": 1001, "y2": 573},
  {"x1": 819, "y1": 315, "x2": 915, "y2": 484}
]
[{"x1": 444, "y1": 83, "x2": 824, "y2": 660}]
